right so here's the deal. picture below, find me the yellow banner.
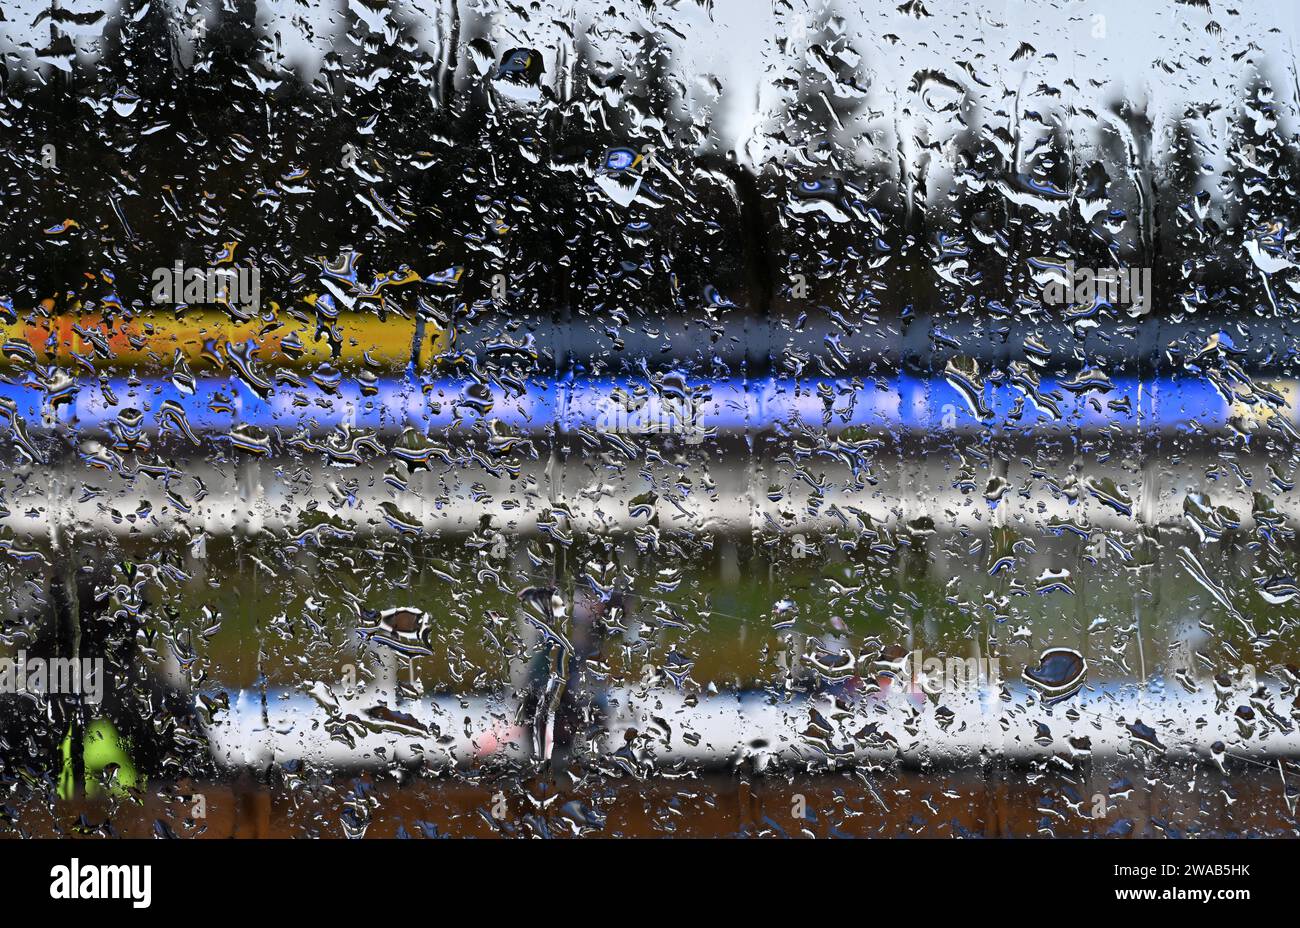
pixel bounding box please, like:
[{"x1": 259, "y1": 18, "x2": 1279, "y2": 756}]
[{"x1": 0, "y1": 302, "x2": 451, "y2": 371}]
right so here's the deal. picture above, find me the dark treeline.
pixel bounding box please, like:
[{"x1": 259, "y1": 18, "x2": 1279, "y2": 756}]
[{"x1": 1, "y1": 0, "x2": 1298, "y2": 382}]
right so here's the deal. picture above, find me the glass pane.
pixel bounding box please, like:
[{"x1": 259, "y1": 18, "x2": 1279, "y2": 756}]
[{"x1": 0, "y1": 0, "x2": 1295, "y2": 842}]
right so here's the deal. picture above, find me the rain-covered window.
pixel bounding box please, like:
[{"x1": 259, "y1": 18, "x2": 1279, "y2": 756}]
[{"x1": 0, "y1": 0, "x2": 1296, "y2": 848}]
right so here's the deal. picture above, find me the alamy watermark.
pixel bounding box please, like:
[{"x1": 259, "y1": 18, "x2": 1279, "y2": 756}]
[
  {"x1": 151, "y1": 261, "x2": 260, "y2": 311},
  {"x1": 594, "y1": 395, "x2": 706, "y2": 444},
  {"x1": 0, "y1": 651, "x2": 104, "y2": 705},
  {"x1": 1040, "y1": 261, "x2": 1151, "y2": 314},
  {"x1": 892, "y1": 649, "x2": 1000, "y2": 694},
  {"x1": 50, "y1": 858, "x2": 151, "y2": 908}
]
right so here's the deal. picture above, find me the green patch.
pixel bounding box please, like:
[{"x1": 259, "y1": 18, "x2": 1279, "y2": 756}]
[{"x1": 58, "y1": 719, "x2": 141, "y2": 800}]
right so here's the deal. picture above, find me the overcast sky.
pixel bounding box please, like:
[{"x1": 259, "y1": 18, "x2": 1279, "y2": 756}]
[{"x1": 3, "y1": 0, "x2": 1299, "y2": 174}]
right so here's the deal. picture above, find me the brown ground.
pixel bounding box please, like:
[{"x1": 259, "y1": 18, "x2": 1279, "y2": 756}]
[{"x1": 9, "y1": 762, "x2": 1297, "y2": 838}]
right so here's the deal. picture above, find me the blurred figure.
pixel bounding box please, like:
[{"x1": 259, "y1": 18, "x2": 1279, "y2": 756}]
[
  {"x1": 515, "y1": 585, "x2": 625, "y2": 777},
  {"x1": 515, "y1": 588, "x2": 571, "y2": 769}
]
